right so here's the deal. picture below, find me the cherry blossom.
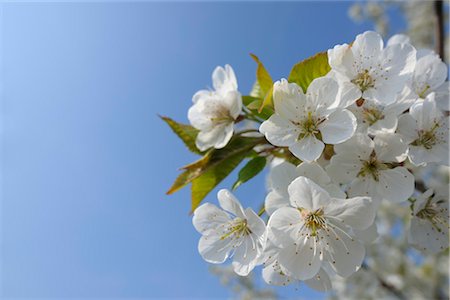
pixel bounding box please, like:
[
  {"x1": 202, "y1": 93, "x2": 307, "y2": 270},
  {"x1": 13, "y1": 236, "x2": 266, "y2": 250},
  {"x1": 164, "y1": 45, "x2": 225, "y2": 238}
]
[
  {"x1": 267, "y1": 177, "x2": 375, "y2": 280},
  {"x1": 328, "y1": 31, "x2": 416, "y2": 106},
  {"x1": 397, "y1": 93, "x2": 449, "y2": 166},
  {"x1": 192, "y1": 189, "x2": 267, "y2": 276},
  {"x1": 260, "y1": 77, "x2": 356, "y2": 162},
  {"x1": 188, "y1": 65, "x2": 242, "y2": 151},
  {"x1": 326, "y1": 133, "x2": 414, "y2": 203}
]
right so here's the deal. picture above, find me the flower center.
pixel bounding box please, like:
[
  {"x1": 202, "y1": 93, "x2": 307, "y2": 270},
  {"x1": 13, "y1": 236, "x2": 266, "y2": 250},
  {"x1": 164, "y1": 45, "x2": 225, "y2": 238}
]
[
  {"x1": 362, "y1": 107, "x2": 384, "y2": 125},
  {"x1": 357, "y1": 153, "x2": 386, "y2": 181},
  {"x1": 220, "y1": 218, "x2": 251, "y2": 240},
  {"x1": 292, "y1": 112, "x2": 325, "y2": 140},
  {"x1": 300, "y1": 207, "x2": 326, "y2": 236},
  {"x1": 411, "y1": 124, "x2": 440, "y2": 150},
  {"x1": 352, "y1": 69, "x2": 375, "y2": 92},
  {"x1": 417, "y1": 84, "x2": 430, "y2": 98},
  {"x1": 416, "y1": 197, "x2": 448, "y2": 233},
  {"x1": 210, "y1": 106, "x2": 234, "y2": 125}
]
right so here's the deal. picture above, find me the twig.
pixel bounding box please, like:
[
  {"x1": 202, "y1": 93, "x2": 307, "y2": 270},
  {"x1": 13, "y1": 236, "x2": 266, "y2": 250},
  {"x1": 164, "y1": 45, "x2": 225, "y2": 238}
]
[{"x1": 434, "y1": 0, "x2": 445, "y2": 59}]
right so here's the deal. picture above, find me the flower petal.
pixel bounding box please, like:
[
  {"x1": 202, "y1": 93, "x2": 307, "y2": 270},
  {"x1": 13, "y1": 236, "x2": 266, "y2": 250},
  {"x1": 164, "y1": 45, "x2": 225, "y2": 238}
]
[
  {"x1": 260, "y1": 114, "x2": 298, "y2": 147},
  {"x1": 198, "y1": 235, "x2": 230, "y2": 264},
  {"x1": 212, "y1": 64, "x2": 238, "y2": 93},
  {"x1": 192, "y1": 203, "x2": 230, "y2": 234},
  {"x1": 324, "y1": 196, "x2": 375, "y2": 230},
  {"x1": 319, "y1": 109, "x2": 357, "y2": 144},
  {"x1": 377, "y1": 167, "x2": 414, "y2": 203},
  {"x1": 232, "y1": 237, "x2": 259, "y2": 276},
  {"x1": 287, "y1": 176, "x2": 331, "y2": 210},
  {"x1": 267, "y1": 207, "x2": 303, "y2": 247},
  {"x1": 273, "y1": 79, "x2": 307, "y2": 121},
  {"x1": 322, "y1": 224, "x2": 365, "y2": 277},
  {"x1": 217, "y1": 189, "x2": 246, "y2": 218},
  {"x1": 289, "y1": 135, "x2": 324, "y2": 162},
  {"x1": 304, "y1": 268, "x2": 332, "y2": 292},
  {"x1": 278, "y1": 238, "x2": 321, "y2": 280},
  {"x1": 373, "y1": 133, "x2": 408, "y2": 162}
]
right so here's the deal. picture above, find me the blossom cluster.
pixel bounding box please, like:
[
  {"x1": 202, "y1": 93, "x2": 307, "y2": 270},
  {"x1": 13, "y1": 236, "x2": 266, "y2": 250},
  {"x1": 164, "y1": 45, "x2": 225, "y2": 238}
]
[{"x1": 188, "y1": 31, "x2": 449, "y2": 292}]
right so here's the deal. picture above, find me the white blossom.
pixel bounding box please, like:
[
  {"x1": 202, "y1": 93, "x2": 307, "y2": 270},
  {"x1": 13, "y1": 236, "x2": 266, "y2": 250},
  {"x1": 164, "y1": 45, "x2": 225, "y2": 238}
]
[
  {"x1": 387, "y1": 36, "x2": 449, "y2": 110},
  {"x1": 409, "y1": 187, "x2": 449, "y2": 254},
  {"x1": 265, "y1": 161, "x2": 345, "y2": 215},
  {"x1": 327, "y1": 133, "x2": 414, "y2": 203},
  {"x1": 192, "y1": 189, "x2": 266, "y2": 276},
  {"x1": 348, "y1": 94, "x2": 414, "y2": 135},
  {"x1": 260, "y1": 77, "x2": 356, "y2": 162},
  {"x1": 188, "y1": 65, "x2": 242, "y2": 151},
  {"x1": 397, "y1": 93, "x2": 449, "y2": 166},
  {"x1": 267, "y1": 177, "x2": 375, "y2": 280},
  {"x1": 328, "y1": 31, "x2": 416, "y2": 106}
]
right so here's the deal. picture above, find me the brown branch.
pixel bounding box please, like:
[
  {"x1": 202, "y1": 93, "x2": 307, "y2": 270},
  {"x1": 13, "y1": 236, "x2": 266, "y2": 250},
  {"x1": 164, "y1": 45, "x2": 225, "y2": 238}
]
[{"x1": 434, "y1": 0, "x2": 445, "y2": 59}]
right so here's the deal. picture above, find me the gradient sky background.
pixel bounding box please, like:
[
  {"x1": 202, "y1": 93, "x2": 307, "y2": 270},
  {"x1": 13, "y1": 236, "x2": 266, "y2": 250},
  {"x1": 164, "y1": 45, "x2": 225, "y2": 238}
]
[{"x1": 1, "y1": 2, "x2": 406, "y2": 299}]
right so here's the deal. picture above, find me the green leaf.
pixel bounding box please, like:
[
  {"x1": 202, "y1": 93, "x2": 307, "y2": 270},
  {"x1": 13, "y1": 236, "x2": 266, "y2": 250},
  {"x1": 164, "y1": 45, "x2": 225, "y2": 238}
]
[
  {"x1": 258, "y1": 84, "x2": 273, "y2": 112},
  {"x1": 160, "y1": 116, "x2": 202, "y2": 154},
  {"x1": 232, "y1": 156, "x2": 267, "y2": 190},
  {"x1": 242, "y1": 95, "x2": 260, "y2": 107},
  {"x1": 166, "y1": 135, "x2": 265, "y2": 211},
  {"x1": 191, "y1": 152, "x2": 248, "y2": 211},
  {"x1": 250, "y1": 54, "x2": 273, "y2": 98},
  {"x1": 288, "y1": 51, "x2": 331, "y2": 93}
]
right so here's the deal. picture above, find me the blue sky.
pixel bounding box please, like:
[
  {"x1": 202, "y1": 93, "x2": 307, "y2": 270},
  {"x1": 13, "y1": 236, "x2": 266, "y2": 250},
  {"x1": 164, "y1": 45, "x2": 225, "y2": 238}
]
[{"x1": 1, "y1": 2, "x2": 406, "y2": 299}]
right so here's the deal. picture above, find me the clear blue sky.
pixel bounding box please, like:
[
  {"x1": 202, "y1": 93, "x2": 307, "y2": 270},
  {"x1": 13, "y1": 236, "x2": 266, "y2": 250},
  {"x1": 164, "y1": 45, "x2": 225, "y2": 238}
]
[{"x1": 1, "y1": 2, "x2": 405, "y2": 299}]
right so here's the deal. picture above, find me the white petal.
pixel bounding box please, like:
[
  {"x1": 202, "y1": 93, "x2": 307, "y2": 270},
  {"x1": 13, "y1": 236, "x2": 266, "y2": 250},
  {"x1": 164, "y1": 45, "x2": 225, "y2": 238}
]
[
  {"x1": 192, "y1": 203, "x2": 230, "y2": 234},
  {"x1": 410, "y1": 94, "x2": 442, "y2": 130},
  {"x1": 304, "y1": 268, "x2": 332, "y2": 292},
  {"x1": 326, "y1": 153, "x2": 364, "y2": 184},
  {"x1": 319, "y1": 109, "x2": 357, "y2": 144},
  {"x1": 273, "y1": 79, "x2": 307, "y2": 121},
  {"x1": 278, "y1": 238, "x2": 321, "y2": 280},
  {"x1": 352, "y1": 31, "x2": 384, "y2": 62},
  {"x1": 336, "y1": 80, "x2": 362, "y2": 108},
  {"x1": 267, "y1": 161, "x2": 298, "y2": 191},
  {"x1": 192, "y1": 89, "x2": 213, "y2": 103},
  {"x1": 396, "y1": 114, "x2": 418, "y2": 144},
  {"x1": 267, "y1": 207, "x2": 303, "y2": 247},
  {"x1": 232, "y1": 237, "x2": 259, "y2": 276},
  {"x1": 347, "y1": 177, "x2": 379, "y2": 200},
  {"x1": 212, "y1": 64, "x2": 238, "y2": 93},
  {"x1": 265, "y1": 190, "x2": 290, "y2": 216},
  {"x1": 245, "y1": 207, "x2": 267, "y2": 242},
  {"x1": 262, "y1": 260, "x2": 293, "y2": 286},
  {"x1": 323, "y1": 224, "x2": 365, "y2": 277},
  {"x1": 196, "y1": 123, "x2": 233, "y2": 151},
  {"x1": 328, "y1": 43, "x2": 356, "y2": 79},
  {"x1": 415, "y1": 52, "x2": 447, "y2": 91},
  {"x1": 409, "y1": 216, "x2": 449, "y2": 254},
  {"x1": 222, "y1": 90, "x2": 242, "y2": 119},
  {"x1": 289, "y1": 135, "x2": 324, "y2": 162},
  {"x1": 296, "y1": 162, "x2": 331, "y2": 186},
  {"x1": 260, "y1": 114, "x2": 298, "y2": 147},
  {"x1": 373, "y1": 133, "x2": 408, "y2": 162},
  {"x1": 381, "y1": 42, "x2": 416, "y2": 78},
  {"x1": 387, "y1": 34, "x2": 411, "y2": 46},
  {"x1": 434, "y1": 81, "x2": 450, "y2": 111},
  {"x1": 367, "y1": 113, "x2": 398, "y2": 135},
  {"x1": 377, "y1": 167, "x2": 414, "y2": 203},
  {"x1": 217, "y1": 189, "x2": 246, "y2": 218},
  {"x1": 362, "y1": 85, "x2": 398, "y2": 106},
  {"x1": 198, "y1": 235, "x2": 230, "y2": 264},
  {"x1": 324, "y1": 196, "x2": 375, "y2": 230},
  {"x1": 288, "y1": 176, "x2": 331, "y2": 210},
  {"x1": 306, "y1": 77, "x2": 339, "y2": 114},
  {"x1": 333, "y1": 133, "x2": 374, "y2": 158}
]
